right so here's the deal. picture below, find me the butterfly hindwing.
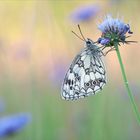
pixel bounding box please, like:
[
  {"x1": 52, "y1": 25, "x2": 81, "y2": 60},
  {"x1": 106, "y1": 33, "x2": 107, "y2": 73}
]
[{"x1": 61, "y1": 47, "x2": 106, "y2": 100}]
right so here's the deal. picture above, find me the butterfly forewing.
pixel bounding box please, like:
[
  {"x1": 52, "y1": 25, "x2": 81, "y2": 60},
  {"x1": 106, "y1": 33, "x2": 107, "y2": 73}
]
[{"x1": 61, "y1": 45, "x2": 106, "y2": 100}]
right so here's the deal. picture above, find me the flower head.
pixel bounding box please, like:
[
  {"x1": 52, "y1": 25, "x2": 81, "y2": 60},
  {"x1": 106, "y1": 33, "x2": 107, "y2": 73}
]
[
  {"x1": 98, "y1": 15, "x2": 133, "y2": 46},
  {"x1": 0, "y1": 113, "x2": 31, "y2": 137},
  {"x1": 70, "y1": 4, "x2": 100, "y2": 23}
]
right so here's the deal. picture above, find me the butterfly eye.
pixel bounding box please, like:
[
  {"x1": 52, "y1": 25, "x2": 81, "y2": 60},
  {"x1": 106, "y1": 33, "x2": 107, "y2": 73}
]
[{"x1": 86, "y1": 41, "x2": 91, "y2": 45}]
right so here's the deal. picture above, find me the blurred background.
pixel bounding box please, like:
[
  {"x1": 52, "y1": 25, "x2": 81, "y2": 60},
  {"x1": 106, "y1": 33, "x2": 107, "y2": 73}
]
[{"x1": 0, "y1": 0, "x2": 140, "y2": 140}]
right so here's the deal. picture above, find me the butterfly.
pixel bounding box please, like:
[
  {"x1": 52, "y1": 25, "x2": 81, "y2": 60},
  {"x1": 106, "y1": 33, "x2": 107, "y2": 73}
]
[{"x1": 61, "y1": 25, "x2": 106, "y2": 100}]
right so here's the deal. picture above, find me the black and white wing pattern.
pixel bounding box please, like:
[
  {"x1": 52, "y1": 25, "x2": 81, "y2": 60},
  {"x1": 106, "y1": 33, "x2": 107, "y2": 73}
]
[{"x1": 61, "y1": 47, "x2": 106, "y2": 100}]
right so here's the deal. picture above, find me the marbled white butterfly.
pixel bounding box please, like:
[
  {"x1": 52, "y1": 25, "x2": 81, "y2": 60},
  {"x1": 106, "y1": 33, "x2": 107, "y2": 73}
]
[{"x1": 61, "y1": 25, "x2": 106, "y2": 100}]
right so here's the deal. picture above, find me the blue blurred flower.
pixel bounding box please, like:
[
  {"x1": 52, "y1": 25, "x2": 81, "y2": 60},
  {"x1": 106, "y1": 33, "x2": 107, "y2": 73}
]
[
  {"x1": 70, "y1": 4, "x2": 100, "y2": 23},
  {"x1": 0, "y1": 113, "x2": 31, "y2": 137},
  {"x1": 98, "y1": 15, "x2": 133, "y2": 46}
]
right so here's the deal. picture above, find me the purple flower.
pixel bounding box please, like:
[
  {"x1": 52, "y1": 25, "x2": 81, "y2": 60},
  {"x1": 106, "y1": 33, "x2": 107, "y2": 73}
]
[
  {"x1": 0, "y1": 113, "x2": 31, "y2": 137},
  {"x1": 98, "y1": 15, "x2": 132, "y2": 35},
  {"x1": 70, "y1": 4, "x2": 100, "y2": 23},
  {"x1": 98, "y1": 38, "x2": 110, "y2": 45},
  {"x1": 98, "y1": 15, "x2": 133, "y2": 46}
]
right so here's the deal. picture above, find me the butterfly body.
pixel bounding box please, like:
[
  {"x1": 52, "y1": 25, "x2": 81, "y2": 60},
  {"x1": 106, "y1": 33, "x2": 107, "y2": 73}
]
[{"x1": 61, "y1": 38, "x2": 106, "y2": 101}]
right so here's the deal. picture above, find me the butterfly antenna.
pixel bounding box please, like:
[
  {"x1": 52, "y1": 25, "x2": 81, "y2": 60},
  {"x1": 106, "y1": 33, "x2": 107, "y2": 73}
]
[
  {"x1": 71, "y1": 30, "x2": 85, "y2": 41},
  {"x1": 78, "y1": 24, "x2": 86, "y2": 41}
]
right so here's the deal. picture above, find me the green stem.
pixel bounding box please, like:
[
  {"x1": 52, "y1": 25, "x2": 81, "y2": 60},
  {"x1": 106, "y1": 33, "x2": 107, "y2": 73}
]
[{"x1": 115, "y1": 43, "x2": 140, "y2": 125}]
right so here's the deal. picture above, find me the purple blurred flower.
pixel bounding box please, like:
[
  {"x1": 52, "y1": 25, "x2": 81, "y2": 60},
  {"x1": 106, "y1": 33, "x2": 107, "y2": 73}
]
[
  {"x1": 14, "y1": 47, "x2": 30, "y2": 60},
  {"x1": 12, "y1": 41, "x2": 30, "y2": 60},
  {"x1": 46, "y1": 62, "x2": 67, "y2": 86},
  {"x1": 0, "y1": 113, "x2": 31, "y2": 137},
  {"x1": 98, "y1": 15, "x2": 133, "y2": 46},
  {"x1": 70, "y1": 4, "x2": 100, "y2": 23}
]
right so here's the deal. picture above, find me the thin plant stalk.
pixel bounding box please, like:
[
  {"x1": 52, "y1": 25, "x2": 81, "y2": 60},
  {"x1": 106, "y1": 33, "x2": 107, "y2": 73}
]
[{"x1": 115, "y1": 43, "x2": 140, "y2": 125}]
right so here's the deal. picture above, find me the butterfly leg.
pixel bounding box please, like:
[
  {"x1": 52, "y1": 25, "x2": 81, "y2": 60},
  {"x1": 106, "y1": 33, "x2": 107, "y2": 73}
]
[{"x1": 104, "y1": 47, "x2": 116, "y2": 56}]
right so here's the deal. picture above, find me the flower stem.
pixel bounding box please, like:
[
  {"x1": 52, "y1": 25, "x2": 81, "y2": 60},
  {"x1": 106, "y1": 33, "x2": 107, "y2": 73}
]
[{"x1": 115, "y1": 43, "x2": 140, "y2": 125}]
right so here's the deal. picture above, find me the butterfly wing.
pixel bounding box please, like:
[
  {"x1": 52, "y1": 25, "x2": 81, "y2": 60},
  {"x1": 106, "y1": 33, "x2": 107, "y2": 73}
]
[{"x1": 61, "y1": 48, "x2": 106, "y2": 100}]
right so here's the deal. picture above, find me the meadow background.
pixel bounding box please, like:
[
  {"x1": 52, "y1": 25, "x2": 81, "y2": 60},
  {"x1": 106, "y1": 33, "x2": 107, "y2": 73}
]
[{"x1": 0, "y1": 0, "x2": 140, "y2": 140}]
